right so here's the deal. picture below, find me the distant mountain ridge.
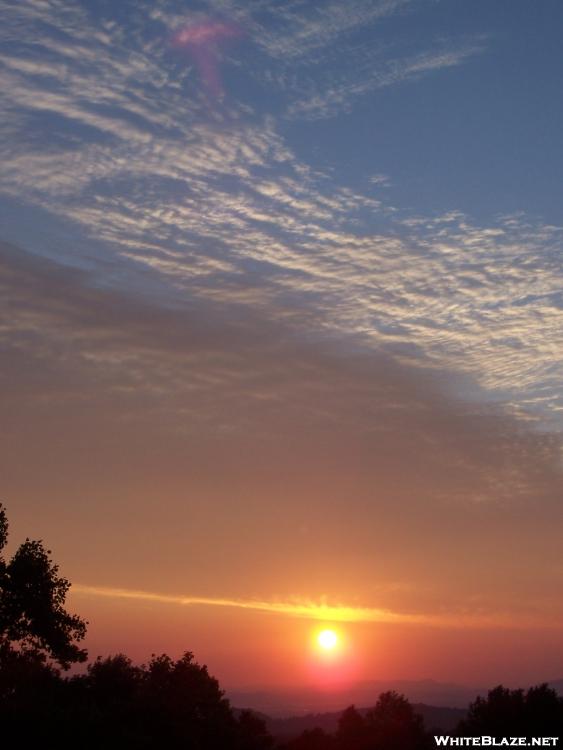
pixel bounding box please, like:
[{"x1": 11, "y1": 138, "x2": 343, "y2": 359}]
[
  {"x1": 228, "y1": 679, "x2": 483, "y2": 716},
  {"x1": 229, "y1": 677, "x2": 563, "y2": 718}
]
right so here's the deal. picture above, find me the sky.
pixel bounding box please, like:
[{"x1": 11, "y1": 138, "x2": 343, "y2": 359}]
[{"x1": 1, "y1": 0, "x2": 563, "y2": 696}]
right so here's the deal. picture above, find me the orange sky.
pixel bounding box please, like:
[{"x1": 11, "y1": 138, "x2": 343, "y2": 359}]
[{"x1": 2, "y1": 240, "x2": 563, "y2": 692}]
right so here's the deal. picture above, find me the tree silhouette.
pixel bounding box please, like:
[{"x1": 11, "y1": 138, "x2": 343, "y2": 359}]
[
  {"x1": 55, "y1": 651, "x2": 273, "y2": 749},
  {"x1": 0, "y1": 505, "x2": 276, "y2": 748},
  {"x1": 336, "y1": 704, "x2": 368, "y2": 749},
  {"x1": 0, "y1": 503, "x2": 87, "y2": 668},
  {"x1": 140, "y1": 651, "x2": 236, "y2": 747},
  {"x1": 285, "y1": 726, "x2": 335, "y2": 749},
  {"x1": 364, "y1": 691, "x2": 429, "y2": 750},
  {"x1": 459, "y1": 684, "x2": 563, "y2": 737},
  {"x1": 0, "y1": 639, "x2": 67, "y2": 746},
  {"x1": 236, "y1": 709, "x2": 275, "y2": 750},
  {"x1": 287, "y1": 693, "x2": 429, "y2": 750}
]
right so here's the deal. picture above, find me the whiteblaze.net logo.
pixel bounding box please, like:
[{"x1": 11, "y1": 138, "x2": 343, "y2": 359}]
[{"x1": 434, "y1": 737, "x2": 559, "y2": 747}]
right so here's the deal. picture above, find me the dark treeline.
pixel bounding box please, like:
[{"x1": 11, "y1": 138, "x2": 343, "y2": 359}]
[
  {"x1": 0, "y1": 645, "x2": 274, "y2": 749},
  {"x1": 281, "y1": 685, "x2": 563, "y2": 749},
  {"x1": 2, "y1": 504, "x2": 563, "y2": 749},
  {"x1": 0, "y1": 503, "x2": 273, "y2": 748}
]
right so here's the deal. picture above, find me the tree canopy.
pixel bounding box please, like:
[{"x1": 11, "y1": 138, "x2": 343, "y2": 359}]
[
  {"x1": 284, "y1": 693, "x2": 430, "y2": 750},
  {"x1": 0, "y1": 505, "x2": 273, "y2": 748},
  {"x1": 0, "y1": 503, "x2": 87, "y2": 668},
  {"x1": 459, "y1": 684, "x2": 563, "y2": 737}
]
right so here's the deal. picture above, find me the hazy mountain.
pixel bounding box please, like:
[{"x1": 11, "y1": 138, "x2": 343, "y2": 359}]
[{"x1": 228, "y1": 679, "x2": 483, "y2": 716}]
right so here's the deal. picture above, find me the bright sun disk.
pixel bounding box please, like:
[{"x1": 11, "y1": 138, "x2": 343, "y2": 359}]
[{"x1": 317, "y1": 629, "x2": 338, "y2": 650}]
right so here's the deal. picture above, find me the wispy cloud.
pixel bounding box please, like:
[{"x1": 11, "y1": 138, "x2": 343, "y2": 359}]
[
  {"x1": 285, "y1": 42, "x2": 485, "y2": 120},
  {"x1": 247, "y1": 0, "x2": 412, "y2": 61},
  {"x1": 2, "y1": 238, "x2": 561, "y2": 506},
  {"x1": 71, "y1": 583, "x2": 560, "y2": 630}
]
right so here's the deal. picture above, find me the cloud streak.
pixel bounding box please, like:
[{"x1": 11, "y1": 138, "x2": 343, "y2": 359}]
[
  {"x1": 285, "y1": 43, "x2": 485, "y2": 120},
  {"x1": 71, "y1": 584, "x2": 560, "y2": 630}
]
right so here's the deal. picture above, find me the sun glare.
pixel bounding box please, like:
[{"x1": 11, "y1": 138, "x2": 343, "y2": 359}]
[{"x1": 317, "y1": 628, "x2": 338, "y2": 650}]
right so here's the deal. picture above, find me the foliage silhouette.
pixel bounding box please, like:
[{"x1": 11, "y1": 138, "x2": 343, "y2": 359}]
[
  {"x1": 336, "y1": 704, "x2": 368, "y2": 749},
  {"x1": 0, "y1": 503, "x2": 87, "y2": 668},
  {"x1": 459, "y1": 683, "x2": 563, "y2": 737},
  {"x1": 237, "y1": 709, "x2": 275, "y2": 750},
  {"x1": 284, "y1": 692, "x2": 430, "y2": 750},
  {"x1": 364, "y1": 690, "x2": 429, "y2": 750},
  {"x1": 0, "y1": 647, "x2": 276, "y2": 748},
  {"x1": 284, "y1": 726, "x2": 335, "y2": 749},
  {"x1": 0, "y1": 505, "x2": 273, "y2": 748}
]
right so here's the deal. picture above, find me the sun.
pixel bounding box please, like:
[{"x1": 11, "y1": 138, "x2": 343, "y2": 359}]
[{"x1": 317, "y1": 628, "x2": 338, "y2": 650}]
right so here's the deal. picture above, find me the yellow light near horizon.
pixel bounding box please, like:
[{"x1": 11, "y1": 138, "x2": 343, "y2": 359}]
[{"x1": 317, "y1": 629, "x2": 338, "y2": 650}]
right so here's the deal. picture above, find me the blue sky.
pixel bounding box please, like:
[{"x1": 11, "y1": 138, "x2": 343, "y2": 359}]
[{"x1": 1, "y1": 0, "x2": 561, "y2": 431}]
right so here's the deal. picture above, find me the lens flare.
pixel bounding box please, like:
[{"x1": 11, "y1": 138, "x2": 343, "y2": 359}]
[{"x1": 172, "y1": 19, "x2": 242, "y2": 98}]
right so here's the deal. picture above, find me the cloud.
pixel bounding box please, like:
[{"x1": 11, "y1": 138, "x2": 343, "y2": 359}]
[
  {"x1": 2, "y1": 240, "x2": 563, "y2": 623},
  {"x1": 1, "y1": 37, "x2": 562, "y2": 427},
  {"x1": 71, "y1": 584, "x2": 561, "y2": 630},
  {"x1": 2, "y1": 237, "x2": 560, "y2": 501},
  {"x1": 0, "y1": 3, "x2": 562, "y2": 430},
  {"x1": 247, "y1": 0, "x2": 412, "y2": 61},
  {"x1": 285, "y1": 42, "x2": 485, "y2": 120}
]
